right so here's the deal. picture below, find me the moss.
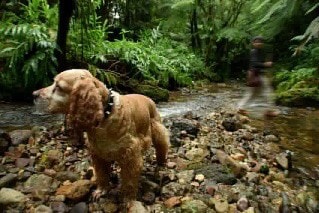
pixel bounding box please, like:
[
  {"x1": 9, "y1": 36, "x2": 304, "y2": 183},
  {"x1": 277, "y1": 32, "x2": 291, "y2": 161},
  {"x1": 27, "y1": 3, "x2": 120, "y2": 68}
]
[
  {"x1": 274, "y1": 68, "x2": 319, "y2": 107},
  {"x1": 131, "y1": 84, "x2": 169, "y2": 103},
  {"x1": 276, "y1": 87, "x2": 319, "y2": 107}
]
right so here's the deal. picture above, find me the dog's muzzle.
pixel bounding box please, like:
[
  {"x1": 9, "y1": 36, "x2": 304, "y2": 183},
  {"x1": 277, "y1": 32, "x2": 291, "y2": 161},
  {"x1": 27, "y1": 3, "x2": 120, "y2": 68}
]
[{"x1": 32, "y1": 90, "x2": 50, "y2": 115}]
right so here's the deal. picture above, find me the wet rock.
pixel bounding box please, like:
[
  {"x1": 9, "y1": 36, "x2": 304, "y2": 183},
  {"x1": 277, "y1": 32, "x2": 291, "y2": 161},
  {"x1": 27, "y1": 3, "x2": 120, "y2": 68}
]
[
  {"x1": 162, "y1": 182, "x2": 187, "y2": 198},
  {"x1": 264, "y1": 134, "x2": 279, "y2": 143},
  {"x1": 181, "y1": 199, "x2": 208, "y2": 213},
  {"x1": 230, "y1": 153, "x2": 246, "y2": 161},
  {"x1": 275, "y1": 153, "x2": 290, "y2": 170},
  {"x1": 52, "y1": 195, "x2": 66, "y2": 202},
  {"x1": 228, "y1": 203, "x2": 238, "y2": 213},
  {"x1": 175, "y1": 156, "x2": 191, "y2": 170},
  {"x1": 24, "y1": 174, "x2": 53, "y2": 193},
  {"x1": 279, "y1": 192, "x2": 291, "y2": 213},
  {"x1": 244, "y1": 207, "x2": 255, "y2": 213},
  {"x1": 173, "y1": 118, "x2": 200, "y2": 136},
  {"x1": 141, "y1": 191, "x2": 156, "y2": 205},
  {"x1": 237, "y1": 196, "x2": 249, "y2": 211},
  {"x1": 167, "y1": 161, "x2": 177, "y2": 169},
  {"x1": 129, "y1": 201, "x2": 148, "y2": 213},
  {"x1": 298, "y1": 191, "x2": 319, "y2": 213},
  {"x1": 70, "y1": 202, "x2": 88, "y2": 213},
  {"x1": 205, "y1": 182, "x2": 216, "y2": 196},
  {"x1": 65, "y1": 153, "x2": 78, "y2": 163},
  {"x1": 47, "y1": 149, "x2": 63, "y2": 164},
  {"x1": 101, "y1": 199, "x2": 118, "y2": 213},
  {"x1": 195, "y1": 174, "x2": 205, "y2": 183},
  {"x1": 0, "y1": 188, "x2": 26, "y2": 204},
  {"x1": 50, "y1": 202, "x2": 68, "y2": 213},
  {"x1": 0, "y1": 130, "x2": 10, "y2": 154},
  {"x1": 185, "y1": 147, "x2": 209, "y2": 162},
  {"x1": 164, "y1": 196, "x2": 182, "y2": 208},
  {"x1": 242, "y1": 132, "x2": 255, "y2": 141},
  {"x1": 34, "y1": 205, "x2": 53, "y2": 213},
  {"x1": 245, "y1": 172, "x2": 260, "y2": 184},
  {"x1": 212, "y1": 198, "x2": 229, "y2": 213},
  {"x1": 257, "y1": 196, "x2": 276, "y2": 213},
  {"x1": 216, "y1": 150, "x2": 247, "y2": 178},
  {"x1": 256, "y1": 185, "x2": 269, "y2": 196},
  {"x1": 32, "y1": 189, "x2": 49, "y2": 201},
  {"x1": 170, "y1": 118, "x2": 200, "y2": 146},
  {"x1": 43, "y1": 169, "x2": 57, "y2": 177},
  {"x1": 196, "y1": 164, "x2": 237, "y2": 185},
  {"x1": 222, "y1": 117, "x2": 241, "y2": 132},
  {"x1": 190, "y1": 181, "x2": 200, "y2": 187},
  {"x1": 15, "y1": 158, "x2": 30, "y2": 168},
  {"x1": 9, "y1": 130, "x2": 32, "y2": 145},
  {"x1": 56, "y1": 179, "x2": 92, "y2": 201},
  {"x1": 55, "y1": 171, "x2": 80, "y2": 182},
  {"x1": 176, "y1": 170, "x2": 194, "y2": 184},
  {"x1": 140, "y1": 178, "x2": 160, "y2": 193},
  {"x1": 258, "y1": 143, "x2": 281, "y2": 159},
  {"x1": 0, "y1": 173, "x2": 18, "y2": 188},
  {"x1": 183, "y1": 111, "x2": 200, "y2": 120}
]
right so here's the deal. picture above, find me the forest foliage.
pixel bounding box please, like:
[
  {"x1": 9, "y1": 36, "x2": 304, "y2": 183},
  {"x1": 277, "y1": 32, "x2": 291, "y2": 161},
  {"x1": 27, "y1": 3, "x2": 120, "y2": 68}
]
[{"x1": 0, "y1": 0, "x2": 318, "y2": 106}]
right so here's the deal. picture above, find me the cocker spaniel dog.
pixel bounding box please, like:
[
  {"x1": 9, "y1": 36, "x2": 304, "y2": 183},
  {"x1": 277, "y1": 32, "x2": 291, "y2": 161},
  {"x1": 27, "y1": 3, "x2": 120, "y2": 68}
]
[{"x1": 33, "y1": 69, "x2": 169, "y2": 207}]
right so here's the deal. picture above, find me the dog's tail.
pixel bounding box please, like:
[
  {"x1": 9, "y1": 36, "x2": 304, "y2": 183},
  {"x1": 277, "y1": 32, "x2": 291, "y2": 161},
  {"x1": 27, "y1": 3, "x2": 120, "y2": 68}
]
[{"x1": 151, "y1": 114, "x2": 170, "y2": 166}]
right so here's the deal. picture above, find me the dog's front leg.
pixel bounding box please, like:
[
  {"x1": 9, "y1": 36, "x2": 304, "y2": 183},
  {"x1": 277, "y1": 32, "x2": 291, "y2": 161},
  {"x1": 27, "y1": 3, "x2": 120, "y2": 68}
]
[
  {"x1": 118, "y1": 153, "x2": 143, "y2": 202},
  {"x1": 91, "y1": 152, "x2": 112, "y2": 199}
]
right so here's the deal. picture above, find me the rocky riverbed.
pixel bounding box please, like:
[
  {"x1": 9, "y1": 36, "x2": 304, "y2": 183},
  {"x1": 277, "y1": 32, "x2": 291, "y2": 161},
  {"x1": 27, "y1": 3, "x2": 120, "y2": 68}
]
[{"x1": 0, "y1": 101, "x2": 319, "y2": 212}]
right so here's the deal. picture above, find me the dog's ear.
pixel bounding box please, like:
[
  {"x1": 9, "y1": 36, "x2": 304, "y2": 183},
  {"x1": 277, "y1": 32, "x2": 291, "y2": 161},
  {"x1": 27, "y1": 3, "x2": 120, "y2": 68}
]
[{"x1": 68, "y1": 77, "x2": 104, "y2": 130}]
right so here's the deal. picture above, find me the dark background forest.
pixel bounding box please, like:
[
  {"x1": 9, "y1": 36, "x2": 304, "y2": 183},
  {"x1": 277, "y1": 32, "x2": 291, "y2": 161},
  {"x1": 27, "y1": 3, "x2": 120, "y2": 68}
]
[{"x1": 0, "y1": 0, "x2": 318, "y2": 106}]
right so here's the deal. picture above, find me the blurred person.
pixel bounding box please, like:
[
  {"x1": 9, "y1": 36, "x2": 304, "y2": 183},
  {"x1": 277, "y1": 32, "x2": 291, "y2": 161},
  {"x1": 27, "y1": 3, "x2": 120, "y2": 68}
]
[{"x1": 237, "y1": 36, "x2": 279, "y2": 118}]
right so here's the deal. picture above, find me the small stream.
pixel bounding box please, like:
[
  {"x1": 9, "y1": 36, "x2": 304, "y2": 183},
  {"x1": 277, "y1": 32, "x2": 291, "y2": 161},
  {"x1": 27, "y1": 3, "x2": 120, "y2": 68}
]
[{"x1": 1, "y1": 83, "x2": 319, "y2": 182}]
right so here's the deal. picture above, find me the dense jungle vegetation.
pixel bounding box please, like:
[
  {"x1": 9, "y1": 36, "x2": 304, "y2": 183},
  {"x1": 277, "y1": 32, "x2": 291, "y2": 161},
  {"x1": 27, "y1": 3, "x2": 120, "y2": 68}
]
[{"x1": 0, "y1": 0, "x2": 318, "y2": 106}]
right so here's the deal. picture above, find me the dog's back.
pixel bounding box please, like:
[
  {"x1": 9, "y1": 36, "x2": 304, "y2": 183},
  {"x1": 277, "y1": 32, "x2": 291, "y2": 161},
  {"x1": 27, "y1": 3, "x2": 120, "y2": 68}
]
[{"x1": 122, "y1": 94, "x2": 169, "y2": 165}]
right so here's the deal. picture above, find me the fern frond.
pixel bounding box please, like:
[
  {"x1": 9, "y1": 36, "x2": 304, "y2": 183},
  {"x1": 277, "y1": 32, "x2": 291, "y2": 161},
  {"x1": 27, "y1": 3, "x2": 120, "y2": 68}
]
[
  {"x1": 306, "y1": 2, "x2": 319, "y2": 15},
  {"x1": 251, "y1": 0, "x2": 272, "y2": 13},
  {"x1": 171, "y1": 0, "x2": 194, "y2": 10},
  {"x1": 256, "y1": 0, "x2": 288, "y2": 25}
]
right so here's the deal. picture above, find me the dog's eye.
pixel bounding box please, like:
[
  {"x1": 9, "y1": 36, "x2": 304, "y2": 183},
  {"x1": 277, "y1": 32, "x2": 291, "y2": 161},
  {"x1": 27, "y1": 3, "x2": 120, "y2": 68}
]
[{"x1": 53, "y1": 85, "x2": 62, "y2": 93}]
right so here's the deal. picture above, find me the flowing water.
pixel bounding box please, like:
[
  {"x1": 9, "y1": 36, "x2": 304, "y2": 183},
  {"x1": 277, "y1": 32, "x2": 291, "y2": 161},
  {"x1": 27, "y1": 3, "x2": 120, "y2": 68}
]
[{"x1": 1, "y1": 84, "x2": 318, "y2": 182}]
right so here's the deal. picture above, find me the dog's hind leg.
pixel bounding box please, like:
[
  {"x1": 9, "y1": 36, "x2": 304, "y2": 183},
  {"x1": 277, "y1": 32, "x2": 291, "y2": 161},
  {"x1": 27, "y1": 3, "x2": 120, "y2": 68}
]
[{"x1": 151, "y1": 120, "x2": 169, "y2": 166}]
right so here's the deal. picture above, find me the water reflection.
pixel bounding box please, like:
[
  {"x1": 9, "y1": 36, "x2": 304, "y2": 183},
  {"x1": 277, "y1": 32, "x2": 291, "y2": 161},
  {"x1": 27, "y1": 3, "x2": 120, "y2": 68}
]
[
  {"x1": 0, "y1": 102, "x2": 63, "y2": 131},
  {"x1": 251, "y1": 107, "x2": 319, "y2": 181}
]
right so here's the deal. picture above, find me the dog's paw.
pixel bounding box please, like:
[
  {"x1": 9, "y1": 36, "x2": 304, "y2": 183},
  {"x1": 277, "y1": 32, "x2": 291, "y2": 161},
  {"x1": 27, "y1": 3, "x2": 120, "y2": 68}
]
[{"x1": 92, "y1": 188, "x2": 107, "y2": 201}]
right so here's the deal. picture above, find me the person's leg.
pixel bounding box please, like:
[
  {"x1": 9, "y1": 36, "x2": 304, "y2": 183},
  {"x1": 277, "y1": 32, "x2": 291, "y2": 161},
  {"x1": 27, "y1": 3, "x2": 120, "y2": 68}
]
[
  {"x1": 261, "y1": 75, "x2": 279, "y2": 117},
  {"x1": 237, "y1": 87, "x2": 253, "y2": 115},
  {"x1": 238, "y1": 86, "x2": 261, "y2": 115}
]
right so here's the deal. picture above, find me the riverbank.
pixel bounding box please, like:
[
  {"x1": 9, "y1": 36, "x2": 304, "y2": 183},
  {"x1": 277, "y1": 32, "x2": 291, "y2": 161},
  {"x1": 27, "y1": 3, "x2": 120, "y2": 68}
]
[{"x1": 0, "y1": 101, "x2": 318, "y2": 212}]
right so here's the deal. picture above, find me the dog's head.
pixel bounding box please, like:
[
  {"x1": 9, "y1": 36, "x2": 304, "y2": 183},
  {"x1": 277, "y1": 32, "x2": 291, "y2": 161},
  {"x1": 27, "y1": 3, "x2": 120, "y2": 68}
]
[{"x1": 33, "y1": 69, "x2": 109, "y2": 129}]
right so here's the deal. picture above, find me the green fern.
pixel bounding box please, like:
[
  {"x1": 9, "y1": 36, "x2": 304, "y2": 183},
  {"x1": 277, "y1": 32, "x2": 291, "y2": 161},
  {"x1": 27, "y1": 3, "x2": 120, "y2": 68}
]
[
  {"x1": 0, "y1": 23, "x2": 57, "y2": 90},
  {"x1": 250, "y1": 0, "x2": 300, "y2": 37},
  {"x1": 291, "y1": 17, "x2": 319, "y2": 56},
  {"x1": 275, "y1": 68, "x2": 317, "y2": 91},
  {"x1": 87, "y1": 28, "x2": 204, "y2": 88},
  {"x1": 88, "y1": 64, "x2": 119, "y2": 86}
]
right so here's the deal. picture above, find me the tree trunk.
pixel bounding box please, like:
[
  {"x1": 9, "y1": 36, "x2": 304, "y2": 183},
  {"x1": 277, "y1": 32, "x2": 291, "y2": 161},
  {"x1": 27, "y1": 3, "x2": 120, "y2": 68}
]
[
  {"x1": 190, "y1": 8, "x2": 201, "y2": 51},
  {"x1": 124, "y1": 0, "x2": 132, "y2": 28},
  {"x1": 55, "y1": 0, "x2": 75, "y2": 72}
]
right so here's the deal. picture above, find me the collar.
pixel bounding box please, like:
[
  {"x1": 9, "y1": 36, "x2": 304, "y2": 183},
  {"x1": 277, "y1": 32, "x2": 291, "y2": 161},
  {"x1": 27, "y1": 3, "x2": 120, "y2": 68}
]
[{"x1": 103, "y1": 88, "x2": 114, "y2": 119}]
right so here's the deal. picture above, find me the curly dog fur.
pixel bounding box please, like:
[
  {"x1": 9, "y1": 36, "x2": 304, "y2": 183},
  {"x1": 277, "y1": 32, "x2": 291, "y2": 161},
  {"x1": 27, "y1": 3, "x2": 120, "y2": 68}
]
[{"x1": 33, "y1": 69, "x2": 169, "y2": 203}]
